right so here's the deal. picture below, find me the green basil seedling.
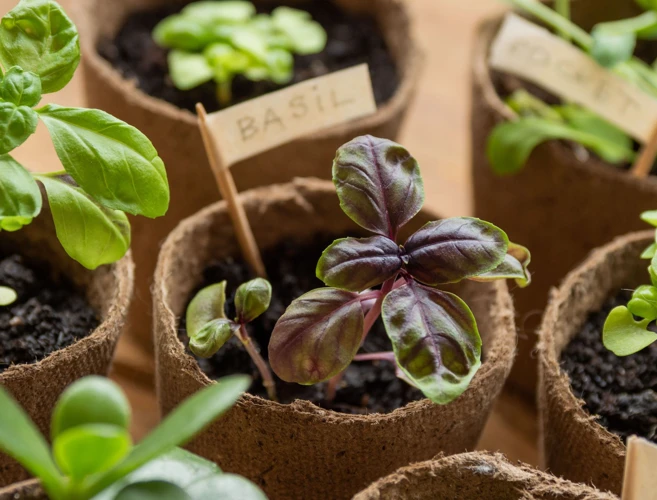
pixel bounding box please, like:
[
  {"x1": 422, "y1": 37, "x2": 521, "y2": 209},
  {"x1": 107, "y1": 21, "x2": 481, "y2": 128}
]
[
  {"x1": 489, "y1": 0, "x2": 657, "y2": 175},
  {"x1": 187, "y1": 278, "x2": 277, "y2": 401},
  {"x1": 603, "y1": 211, "x2": 657, "y2": 356},
  {"x1": 0, "y1": 375, "x2": 267, "y2": 500},
  {"x1": 0, "y1": 0, "x2": 170, "y2": 270},
  {"x1": 0, "y1": 285, "x2": 17, "y2": 306},
  {"x1": 153, "y1": 1, "x2": 326, "y2": 106},
  {"x1": 268, "y1": 136, "x2": 531, "y2": 405}
]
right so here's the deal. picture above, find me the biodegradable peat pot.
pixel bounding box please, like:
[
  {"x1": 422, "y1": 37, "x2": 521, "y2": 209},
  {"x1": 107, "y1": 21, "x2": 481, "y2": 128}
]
[
  {"x1": 538, "y1": 231, "x2": 654, "y2": 495},
  {"x1": 352, "y1": 452, "x2": 616, "y2": 500},
  {"x1": 77, "y1": 0, "x2": 422, "y2": 352},
  {"x1": 471, "y1": 0, "x2": 657, "y2": 397},
  {"x1": 0, "y1": 480, "x2": 43, "y2": 500},
  {"x1": 154, "y1": 178, "x2": 517, "y2": 500},
  {"x1": 0, "y1": 206, "x2": 134, "y2": 486}
]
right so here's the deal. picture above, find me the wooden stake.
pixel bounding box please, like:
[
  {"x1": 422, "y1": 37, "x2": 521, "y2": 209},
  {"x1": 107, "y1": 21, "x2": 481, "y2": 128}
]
[
  {"x1": 196, "y1": 103, "x2": 267, "y2": 278},
  {"x1": 631, "y1": 123, "x2": 657, "y2": 178},
  {"x1": 622, "y1": 436, "x2": 657, "y2": 500}
]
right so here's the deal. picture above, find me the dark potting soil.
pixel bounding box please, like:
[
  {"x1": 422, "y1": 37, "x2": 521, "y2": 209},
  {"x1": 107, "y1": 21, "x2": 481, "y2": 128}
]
[
  {"x1": 178, "y1": 234, "x2": 426, "y2": 415},
  {"x1": 0, "y1": 255, "x2": 99, "y2": 373},
  {"x1": 561, "y1": 290, "x2": 657, "y2": 443},
  {"x1": 98, "y1": 1, "x2": 399, "y2": 113}
]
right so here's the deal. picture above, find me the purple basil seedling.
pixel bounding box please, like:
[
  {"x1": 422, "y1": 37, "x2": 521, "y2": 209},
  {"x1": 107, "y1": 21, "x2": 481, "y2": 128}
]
[
  {"x1": 186, "y1": 278, "x2": 277, "y2": 401},
  {"x1": 268, "y1": 136, "x2": 531, "y2": 404}
]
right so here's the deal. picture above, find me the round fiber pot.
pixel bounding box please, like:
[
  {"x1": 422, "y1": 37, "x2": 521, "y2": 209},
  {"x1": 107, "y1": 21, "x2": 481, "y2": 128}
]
[
  {"x1": 538, "y1": 231, "x2": 653, "y2": 494},
  {"x1": 154, "y1": 178, "x2": 517, "y2": 500},
  {"x1": 0, "y1": 480, "x2": 43, "y2": 500},
  {"x1": 352, "y1": 452, "x2": 616, "y2": 500},
  {"x1": 471, "y1": 0, "x2": 657, "y2": 397},
  {"x1": 0, "y1": 206, "x2": 134, "y2": 485},
  {"x1": 77, "y1": 0, "x2": 422, "y2": 352}
]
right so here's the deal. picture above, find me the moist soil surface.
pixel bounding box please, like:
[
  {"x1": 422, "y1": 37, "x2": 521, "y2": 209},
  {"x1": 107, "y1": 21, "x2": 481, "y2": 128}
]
[
  {"x1": 0, "y1": 255, "x2": 99, "y2": 373},
  {"x1": 179, "y1": 234, "x2": 425, "y2": 415},
  {"x1": 561, "y1": 290, "x2": 657, "y2": 443},
  {"x1": 99, "y1": 1, "x2": 399, "y2": 113}
]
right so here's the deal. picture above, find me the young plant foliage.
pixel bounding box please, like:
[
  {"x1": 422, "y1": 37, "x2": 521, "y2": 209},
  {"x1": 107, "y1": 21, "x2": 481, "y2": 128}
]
[
  {"x1": 153, "y1": 1, "x2": 327, "y2": 106},
  {"x1": 603, "y1": 211, "x2": 657, "y2": 356},
  {"x1": 0, "y1": 0, "x2": 169, "y2": 270},
  {"x1": 269, "y1": 136, "x2": 531, "y2": 405},
  {"x1": 0, "y1": 375, "x2": 266, "y2": 500}
]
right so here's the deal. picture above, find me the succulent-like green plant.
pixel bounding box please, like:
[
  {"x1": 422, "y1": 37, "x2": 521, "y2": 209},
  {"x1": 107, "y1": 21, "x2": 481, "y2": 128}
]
[
  {"x1": 153, "y1": 1, "x2": 327, "y2": 106},
  {"x1": 603, "y1": 211, "x2": 657, "y2": 356},
  {"x1": 186, "y1": 278, "x2": 277, "y2": 401},
  {"x1": 267, "y1": 136, "x2": 531, "y2": 405},
  {"x1": 487, "y1": 0, "x2": 657, "y2": 175},
  {"x1": 0, "y1": 375, "x2": 267, "y2": 500},
  {"x1": 0, "y1": 0, "x2": 170, "y2": 270}
]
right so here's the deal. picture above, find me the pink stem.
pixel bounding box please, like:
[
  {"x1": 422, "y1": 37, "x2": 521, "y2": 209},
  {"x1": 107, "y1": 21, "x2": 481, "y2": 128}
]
[
  {"x1": 353, "y1": 351, "x2": 396, "y2": 363},
  {"x1": 238, "y1": 324, "x2": 278, "y2": 402}
]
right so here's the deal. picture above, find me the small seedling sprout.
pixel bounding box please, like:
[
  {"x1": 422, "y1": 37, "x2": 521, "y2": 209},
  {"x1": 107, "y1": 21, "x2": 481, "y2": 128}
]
[{"x1": 0, "y1": 285, "x2": 17, "y2": 306}]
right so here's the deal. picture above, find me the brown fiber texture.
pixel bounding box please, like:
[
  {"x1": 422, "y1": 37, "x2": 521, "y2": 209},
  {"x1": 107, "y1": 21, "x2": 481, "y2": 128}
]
[
  {"x1": 153, "y1": 178, "x2": 517, "y2": 500},
  {"x1": 0, "y1": 204, "x2": 134, "y2": 487},
  {"x1": 538, "y1": 231, "x2": 654, "y2": 495},
  {"x1": 75, "y1": 0, "x2": 423, "y2": 352},
  {"x1": 470, "y1": 0, "x2": 657, "y2": 397},
  {"x1": 353, "y1": 452, "x2": 617, "y2": 500},
  {"x1": 0, "y1": 480, "x2": 44, "y2": 500}
]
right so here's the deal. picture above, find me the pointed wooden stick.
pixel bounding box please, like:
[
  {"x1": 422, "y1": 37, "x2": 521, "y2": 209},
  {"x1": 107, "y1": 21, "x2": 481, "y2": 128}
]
[
  {"x1": 631, "y1": 123, "x2": 657, "y2": 178},
  {"x1": 622, "y1": 436, "x2": 657, "y2": 500},
  {"x1": 196, "y1": 103, "x2": 266, "y2": 278}
]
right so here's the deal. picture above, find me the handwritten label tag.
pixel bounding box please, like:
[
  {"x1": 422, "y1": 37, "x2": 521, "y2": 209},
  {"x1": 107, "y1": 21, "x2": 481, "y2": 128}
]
[
  {"x1": 490, "y1": 14, "x2": 657, "y2": 143},
  {"x1": 205, "y1": 64, "x2": 376, "y2": 167},
  {"x1": 622, "y1": 436, "x2": 657, "y2": 500}
]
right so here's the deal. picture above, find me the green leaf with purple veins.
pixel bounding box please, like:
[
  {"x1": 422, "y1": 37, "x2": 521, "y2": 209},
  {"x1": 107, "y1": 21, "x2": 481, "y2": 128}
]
[
  {"x1": 470, "y1": 242, "x2": 532, "y2": 287},
  {"x1": 382, "y1": 281, "x2": 482, "y2": 404},
  {"x1": 332, "y1": 135, "x2": 424, "y2": 238},
  {"x1": 402, "y1": 217, "x2": 508, "y2": 286},
  {"x1": 234, "y1": 278, "x2": 271, "y2": 323},
  {"x1": 316, "y1": 236, "x2": 402, "y2": 292},
  {"x1": 268, "y1": 288, "x2": 364, "y2": 384}
]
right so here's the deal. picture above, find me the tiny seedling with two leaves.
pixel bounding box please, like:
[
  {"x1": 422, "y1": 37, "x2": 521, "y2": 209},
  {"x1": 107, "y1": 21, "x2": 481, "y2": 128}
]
[
  {"x1": 0, "y1": 375, "x2": 267, "y2": 500},
  {"x1": 0, "y1": 0, "x2": 169, "y2": 270},
  {"x1": 187, "y1": 136, "x2": 531, "y2": 405},
  {"x1": 153, "y1": 1, "x2": 327, "y2": 106},
  {"x1": 487, "y1": 0, "x2": 657, "y2": 175},
  {"x1": 603, "y1": 211, "x2": 657, "y2": 356}
]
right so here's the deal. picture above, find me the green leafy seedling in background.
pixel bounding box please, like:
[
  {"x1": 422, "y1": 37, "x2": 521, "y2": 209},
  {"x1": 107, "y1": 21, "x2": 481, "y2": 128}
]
[
  {"x1": 268, "y1": 136, "x2": 531, "y2": 405},
  {"x1": 0, "y1": 375, "x2": 267, "y2": 500},
  {"x1": 0, "y1": 0, "x2": 170, "y2": 270},
  {"x1": 187, "y1": 278, "x2": 277, "y2": 401},
  {"x1": 603, "y1": 211, "x2": 657, "y2": 356},
  {"x1": 487, "y1": 0, "x2": 657, "y2": 175},
  {"x1": 0, "y1": 285, "x2": 16, "y2": 306},
  {"x1": 153, "y1": 1, "x2": 327, "y2": 106}
]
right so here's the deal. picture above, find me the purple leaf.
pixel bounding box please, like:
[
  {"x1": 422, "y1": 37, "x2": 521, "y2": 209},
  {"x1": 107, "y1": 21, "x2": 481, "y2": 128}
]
[
  {"x1": 470, "y1": 242, "x2": 531, "y2": 287},
  {"x1": 268, "y1": 288, "x2": 364, "y2": 385},
  {"x1": 403, "y1": 217, "x2": 508, "y2": 285},
  {"x1": 316, "y1": 236, "x2": 402, "y2": 292},
  {"x1": 332, "y1": 135, "x2": 424, "y2": 238},
  {"x1": 381, "y1": 281, "x2": 481, "y2": 404}
]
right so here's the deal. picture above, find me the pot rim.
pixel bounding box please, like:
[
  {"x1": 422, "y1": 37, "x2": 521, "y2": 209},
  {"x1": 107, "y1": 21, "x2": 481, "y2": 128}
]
[
  {"x1": 154, "y1": 177, "x2": 517, "y2": 423},
  {"x1": 473, "y1": 14, "x2": 657, "y2": 193},
  {"x1": 78, "y1": 0, "x2": 425, "y2": 138}
]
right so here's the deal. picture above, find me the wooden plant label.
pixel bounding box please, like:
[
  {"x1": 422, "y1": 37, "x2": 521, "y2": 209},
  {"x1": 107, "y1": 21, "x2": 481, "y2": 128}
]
[
  {"x1": 204, "y1": 63, "x2": 376, "y2": 167},
  {"x1": 622, "y1": 436, "x2": 657, "y2": 500},
  {"x1": 490, "y1": 13, "x2": 657, "y2": 143}
]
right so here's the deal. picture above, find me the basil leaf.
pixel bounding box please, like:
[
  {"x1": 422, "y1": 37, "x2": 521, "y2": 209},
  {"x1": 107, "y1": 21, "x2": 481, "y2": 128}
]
[
  {"x1": 168, "y1": 50, "x2": 214, "y2": 90},
  {"x1": 189, "y1": 319, "x2": 237, "y2": 358},
  {"x1": 0, "y1": 286, "x2": 17, "y2": 306},
  {"x1": 316, "y1": 236, "x2": 402, "y2": 292},
  {"x1": 403, "y1": 217, "x2": 508, "y2": 286},
  {"x1": 333, "y1": 135, "x2": 425, "y2": 238},
  {"x1": 182, "y1": 1, "x2": 255, "y2": 24},
  {"x1": 0, "y1": 101, "x2": 38, "y2": 154},
  {"x1": 37, "y1": 175, "x2": 131, "y2": 270},
  {"x1": 269, "y1": 288, "x2": 364, "y2": 384},
  {"x1": 186, "y1": 282, "x2": 228, "y2": 336},
  {"x1": 38, "y1": 104, "x2": 169, "y2": 218},
  {"x1": 114, "y1": 481, "x2": 191, "y2": 500},
  {"x1": 0, "y1": 0, "x2": 80, "y2": 94},
  {"x1": 470, "y1": 242, "x2": 532, "y2": 288},
  {"x1": 603, "y1": 306, "x2": 657, "y2": 356},
  {"x1": 0, "y1": 154, "x2": 41, "y2": 231},
  {"x1": 556, "y1": 105, "x2": 632, "y2": 151},
  {"x1": 153, "y1": 14, "x2": 215, "y2": 51},
  {"x1": 234, "y1": 278, "x2": 272, "y2": 323},
  {"x1": 187, "y1": 473, "x2": 268, "y2": 500},
  {"x1": 382, "y1": 282, "x2": 482, "y2": 404},
  {"x1": 0, "y1": 66, "x2": 42, "y2": 107}
]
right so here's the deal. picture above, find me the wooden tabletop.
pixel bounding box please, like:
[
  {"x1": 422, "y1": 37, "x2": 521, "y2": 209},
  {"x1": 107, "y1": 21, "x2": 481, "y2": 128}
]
[{"x1": 1, "y1": 0, "x2": 538, "y2": 467}]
